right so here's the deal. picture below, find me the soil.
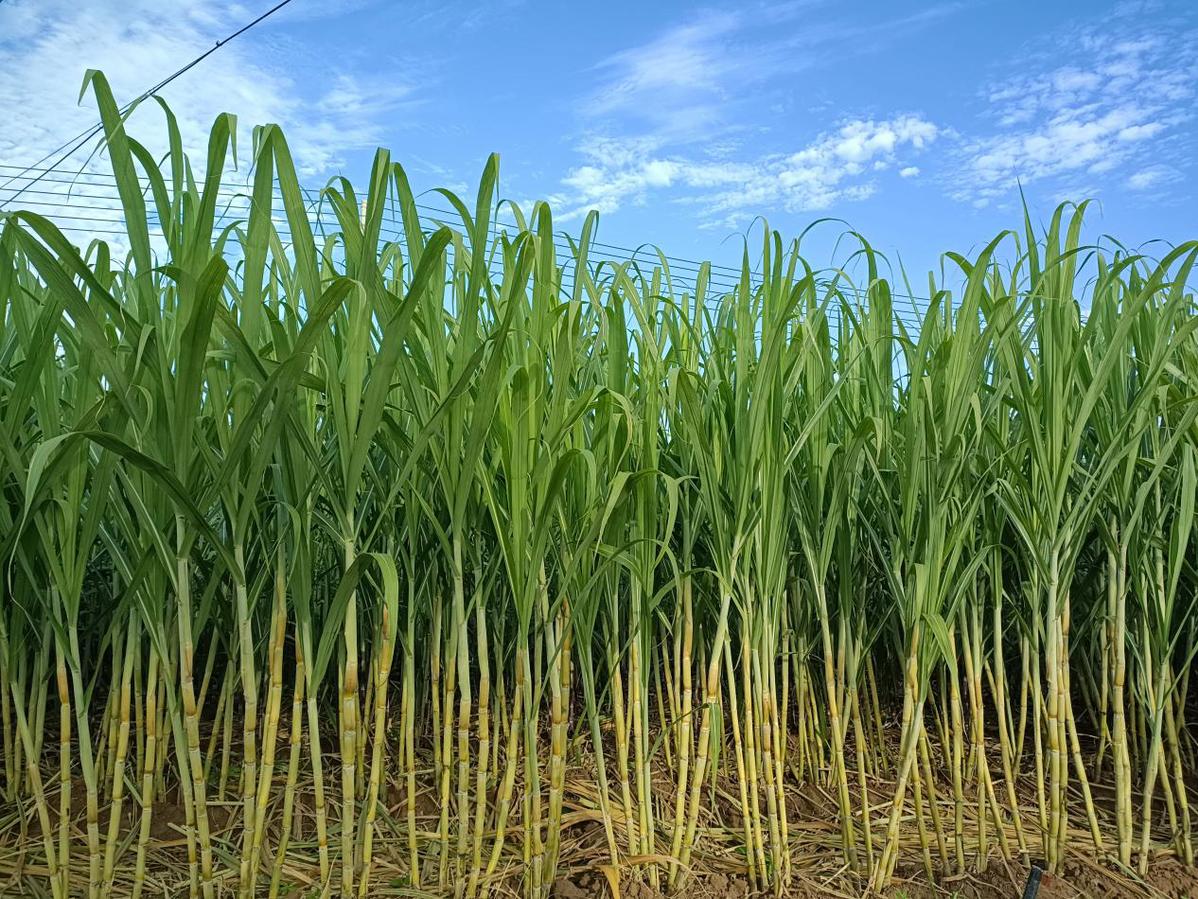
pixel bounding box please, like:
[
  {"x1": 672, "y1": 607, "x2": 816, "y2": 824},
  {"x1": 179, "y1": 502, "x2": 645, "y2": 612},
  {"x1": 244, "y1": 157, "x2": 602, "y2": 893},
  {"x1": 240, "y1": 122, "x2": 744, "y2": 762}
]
[
  {"x1": 1143, "y1": 858, "x2": 1198, "y2": 899},
  {"x1": 548, "y1": 855, "x2": 1198, "y2": 898},
  {"x1": 554, "y1": 870, "x2": 753, "y2": 899},
  {"x1": 8, "y1": 722, "x2": 1197, "y2": 898}
]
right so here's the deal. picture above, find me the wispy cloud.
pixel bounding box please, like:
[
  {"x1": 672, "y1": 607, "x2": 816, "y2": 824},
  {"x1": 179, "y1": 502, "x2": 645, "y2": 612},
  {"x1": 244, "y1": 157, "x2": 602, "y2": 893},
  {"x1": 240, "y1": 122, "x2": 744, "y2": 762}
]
[
  {"x1": 585, "y1": 10, "x2": 744, "y2": 138},
  {"x1": 552, "y1": 116, "x2": 939, "y2": 225},
  {"x1": 581, "y1": 2, "x2": 960, "y2": 143},
  {"x1": 0, "y1": 0, "x2": 419, "y2": 177},
  {"x1": 954, "y1": 11, "x2": 1197, "y2": 206},
  {"x1": 551, "y1": 3, "x2": 960, "y2": 225},
  {"x1": 1126, "y1": 163, "x2": 1182, "y2": 191},
  {"x1": 562, "y1": 2, "x2": 1194, "y2": 225}
]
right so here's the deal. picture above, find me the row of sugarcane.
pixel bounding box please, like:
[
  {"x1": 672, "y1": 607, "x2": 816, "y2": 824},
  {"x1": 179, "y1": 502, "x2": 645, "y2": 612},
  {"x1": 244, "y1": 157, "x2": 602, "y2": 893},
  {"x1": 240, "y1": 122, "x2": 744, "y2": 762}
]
[{"x1": 0, "y1": 74, "x2": 1196, "y2": 899}]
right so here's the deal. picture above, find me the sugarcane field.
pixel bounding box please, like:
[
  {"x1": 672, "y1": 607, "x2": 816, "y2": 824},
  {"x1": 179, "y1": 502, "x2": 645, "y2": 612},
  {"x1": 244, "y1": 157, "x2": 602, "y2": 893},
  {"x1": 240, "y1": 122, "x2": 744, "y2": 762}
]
[{"x1": 2, "y1": 2, "x2": 1198, "y2": 898}]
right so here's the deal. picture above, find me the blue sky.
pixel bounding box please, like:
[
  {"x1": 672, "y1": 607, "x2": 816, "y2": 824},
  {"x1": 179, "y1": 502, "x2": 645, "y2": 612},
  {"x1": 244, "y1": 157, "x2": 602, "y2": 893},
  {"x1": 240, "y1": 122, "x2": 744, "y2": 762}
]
[{"x1": 1, "y1": 0, "x2": 1195, "y2": 282}]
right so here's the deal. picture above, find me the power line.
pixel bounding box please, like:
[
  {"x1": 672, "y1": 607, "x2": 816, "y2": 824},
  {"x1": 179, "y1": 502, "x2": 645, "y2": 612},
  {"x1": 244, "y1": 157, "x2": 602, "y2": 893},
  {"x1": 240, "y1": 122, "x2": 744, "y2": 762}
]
[
  {"x1": 0, "y1": 166, "x2": 746, "y2": 285},
  {"x1": 0, "y1": 167, "x2": 987, "y2": 327},
  {"x1": 5, "y1": 193, "x2": 927, "y2": 321},
  {"x1": 0, "y1": 163, "x2": 930, "y2": 317},
  {"x1": 0, "y1": 164, "x2": 871, "y2": 288},
  {"x1": 0, "y1": 0, "x2": 295, "y2": 210},
  {"x1": 17, "y1": 174, "x2": 1188, "y2": 329}
]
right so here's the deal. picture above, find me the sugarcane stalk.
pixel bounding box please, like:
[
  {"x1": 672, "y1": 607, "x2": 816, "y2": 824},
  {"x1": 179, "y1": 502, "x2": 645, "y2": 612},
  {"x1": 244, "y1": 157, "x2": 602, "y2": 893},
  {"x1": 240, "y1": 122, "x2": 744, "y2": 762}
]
[
  {"x1": 678, "y1": 591, "x2": 732, "y2": 879},
  {"x1": 131, "y1": 647, "x2": 159, "y2": 899},
  {"x1": 358, "y1": 601, "x2": 396, "y2": 897},
  {"x1": 269, "y1": 627, "x2": 306, "y2": 899},
  {"x1": 101, "y1": 616, "x2": 137, "y2": 893}
]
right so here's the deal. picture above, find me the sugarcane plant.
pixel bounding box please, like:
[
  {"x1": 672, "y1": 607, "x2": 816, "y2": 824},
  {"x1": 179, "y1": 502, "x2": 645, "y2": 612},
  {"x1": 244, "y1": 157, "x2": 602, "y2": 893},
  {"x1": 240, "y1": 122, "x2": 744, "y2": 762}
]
[{"x1": 0, "y1": 73, "x2": 1196, "y2": 899}]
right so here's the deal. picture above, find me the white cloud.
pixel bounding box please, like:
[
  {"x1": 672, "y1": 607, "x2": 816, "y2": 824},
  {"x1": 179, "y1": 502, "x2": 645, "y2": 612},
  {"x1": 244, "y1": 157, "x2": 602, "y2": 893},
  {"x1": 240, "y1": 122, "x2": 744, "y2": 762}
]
[
  {"x1": 592, "y1": 11, "x2": 742, "y2": 113},
  {"x1": 582, "y1": 9, "x2": 756, "y2": 141},
  {"x1": 556, "y1": 4, "x2": 961, "y2": 226},
  {"x1": 0, "y1": 0, "x2": 417, "y2": 228},
  {"x1": 1126, "y1": 164, "x2": 1181, "y2": 191},
  {"x1": 955, "y1": 19, "x2": 1196, "y2": 205},
  {"x1": 0, "y1": 0, "x2": 424, "y2": 254},
  {"x1": 582, "y1": 3, "x2": 961, "y2": 144},
  {"x1": 552, "y1": 116, "x2": 939, "y2": 223},
  {"x1": 899, "y1": 166, "x2": 921, "y2": 178}
]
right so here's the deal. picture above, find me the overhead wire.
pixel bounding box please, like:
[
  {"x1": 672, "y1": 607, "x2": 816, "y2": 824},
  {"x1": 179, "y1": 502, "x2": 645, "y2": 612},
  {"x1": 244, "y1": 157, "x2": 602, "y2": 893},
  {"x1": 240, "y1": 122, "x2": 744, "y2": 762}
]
[
  {"x1": 0, "y1": 0, "x2": 296, "y2": 210},
  {"x1": 0, "y1": 163, "x2": 927, "y2": 327}
]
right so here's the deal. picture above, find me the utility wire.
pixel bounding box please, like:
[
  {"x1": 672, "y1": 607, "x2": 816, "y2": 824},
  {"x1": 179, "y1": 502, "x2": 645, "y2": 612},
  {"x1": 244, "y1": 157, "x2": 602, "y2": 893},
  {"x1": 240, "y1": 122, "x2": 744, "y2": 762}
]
[
  {"x1": 0, "y1": 162, "x2": 752, "y2": 281},
  {"x1": 0, "y1": 0, "x2": 295, "y2": 210},
  {"x1": 0, "y1": 163, "x2": 932, "y2": 317},
  {"x1": 5, "y1": 192, "x2": 929, "y2": 322},
  {"x1": 4, "y1": 168, "x2": 1023, "y2": 323}
]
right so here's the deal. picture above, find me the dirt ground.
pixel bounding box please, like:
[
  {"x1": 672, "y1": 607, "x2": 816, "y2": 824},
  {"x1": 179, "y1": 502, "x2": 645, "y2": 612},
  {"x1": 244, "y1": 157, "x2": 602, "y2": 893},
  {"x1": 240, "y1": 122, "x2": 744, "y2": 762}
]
[
  {"x1": 551, "y1": 854, "x2": 1198, "y2": 898},
  {"x1": 5, "y1": 721, "x2": 1196, "y2": 898}
]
